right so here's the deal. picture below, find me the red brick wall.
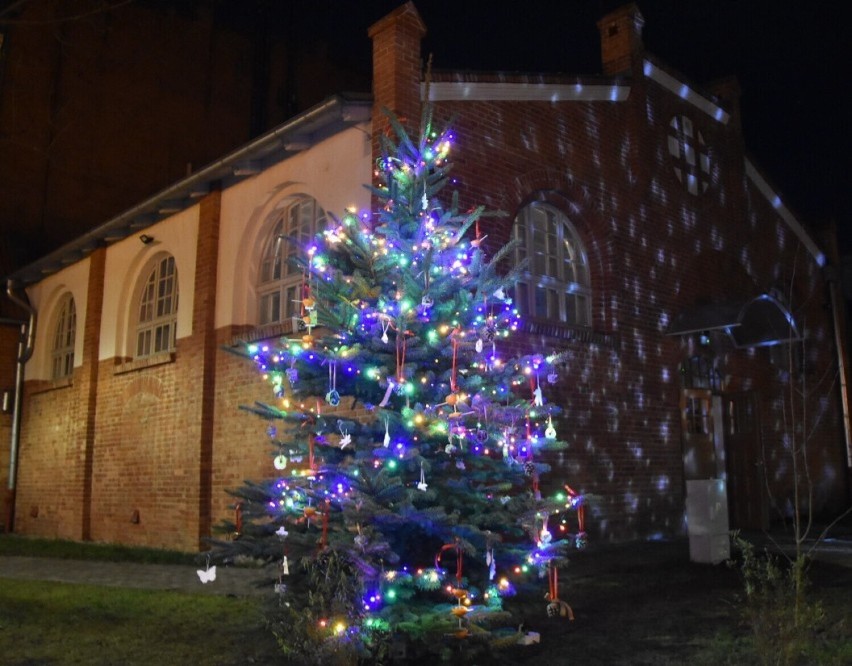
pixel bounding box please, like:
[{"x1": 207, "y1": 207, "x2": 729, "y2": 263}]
[
  {"x1": 416, "y1": 69, "x2": 845, "y2": 538},
  {"x1": 9, "y1": 5, "x2": 846, "y2": 550}
]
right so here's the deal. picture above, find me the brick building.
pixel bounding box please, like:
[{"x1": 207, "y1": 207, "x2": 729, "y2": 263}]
[{"x1": 2, "y1": 3, "x2": 849, "y2": 551}]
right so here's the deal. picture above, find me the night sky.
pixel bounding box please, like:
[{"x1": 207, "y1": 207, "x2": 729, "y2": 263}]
[
  {"x1": 309, "y1": 0, "x2": 850, "y2": 251},
  {"x1": 2, "y1": 1, "x2": 849, "y2": 255}
]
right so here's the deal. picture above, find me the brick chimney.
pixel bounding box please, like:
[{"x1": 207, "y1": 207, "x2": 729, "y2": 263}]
[
  {"x1": 708, "y1": 76, "x2": 742, "y2": 132},
  {"x1": 368, "y1": 1, "x2": 426, "y2": 144},
  {"x1": 597, "y1": 3, "x2": 645, "y2": 76}
]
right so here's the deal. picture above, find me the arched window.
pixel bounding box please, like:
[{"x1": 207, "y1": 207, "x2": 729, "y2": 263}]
[
  {"x1": 512, "y1": 202, "x2": 591, "y2": 325},
  {"x1": 135, "y1": 255, "x2": 178, "y2": 358},
  {"x1": 51, "y1": 293, "x2": 76, "y2": 380},
  {"x1": 257, "y1": 196, "x2": 326, "y2": 325}
]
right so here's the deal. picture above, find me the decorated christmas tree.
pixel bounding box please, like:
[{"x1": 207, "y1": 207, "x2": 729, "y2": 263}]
[{"x1": 216, "y1": 106, "x2": 587, "y2": 663}]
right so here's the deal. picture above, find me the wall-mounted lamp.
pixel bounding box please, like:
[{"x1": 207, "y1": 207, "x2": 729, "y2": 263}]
[{"x1": 139, "y1": 234, "x2": 154, "y2": 245}]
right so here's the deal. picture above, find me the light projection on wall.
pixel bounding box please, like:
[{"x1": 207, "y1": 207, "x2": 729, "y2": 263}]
[{"x1": 667, "y1": 115, "x2": 711, "y2": 196}]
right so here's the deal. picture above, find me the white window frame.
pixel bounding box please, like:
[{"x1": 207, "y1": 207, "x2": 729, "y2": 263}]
[
  {"x1": 257, "y1": 196, "x2": 326, "y2": 326},
  {"x1": 51, "y1": 293, "x2": 76, "y2": 380},
  {"x1": 512, "y1": 202, "x2": 591, "y2": 326},
  {"x1": 135, "y1": 255, "x2": 178, "y2": 358}
]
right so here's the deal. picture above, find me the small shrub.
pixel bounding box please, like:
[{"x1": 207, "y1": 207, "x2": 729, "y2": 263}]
[{"x1": 732, "y1": 536, "x2": 825, "y2": 666}]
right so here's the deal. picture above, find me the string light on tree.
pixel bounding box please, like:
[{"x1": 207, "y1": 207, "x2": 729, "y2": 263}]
[{"x1": 216, "y1": 106, "x2": 588, "y2": 661}]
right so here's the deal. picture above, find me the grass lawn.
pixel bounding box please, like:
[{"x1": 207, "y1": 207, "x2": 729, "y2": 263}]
[
  {"x1": 0, "y1": 579, "x2": 281, "y2": 665},
  {"x1": 0, "y1": 534, "x2": 850, "y2": 664}
]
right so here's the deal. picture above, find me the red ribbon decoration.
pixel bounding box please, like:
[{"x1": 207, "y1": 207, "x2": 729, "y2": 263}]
[
  {"x1": 548, "y1": 561, "x2": 559, "y2": 600},
  {"x1": 526, "y1": 417, "x2": 539, "y2": 495},
  {"x1": 319, "y1": 499, "x2": 331, "y2": 550},
  {"x1": 234, "y1": 502, "x2": 243, "y2": 536},
  {"x1": 436, "y1": 538, "x2": 464, "y2": 586},
  {"x1": 565, "y1": 484, "x2": 586, "y2": 533},
  {"x1": 449, "y1": 327, "x2": 461, "y2": 392}
]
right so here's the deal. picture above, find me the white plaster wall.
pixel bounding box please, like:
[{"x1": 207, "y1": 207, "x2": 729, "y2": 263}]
[
  {"x1": 100, "y1": 206, "x2": 199, "y2": 360},
  {"x1": 22, "y1": 122, "x2": 370, "y2": 369},
  {"x1": 217, "y1": 122, "x2": 373, "y2": 329},
  {"x1": 24, "y1": 258, "x2": 91, "y2": 381}
]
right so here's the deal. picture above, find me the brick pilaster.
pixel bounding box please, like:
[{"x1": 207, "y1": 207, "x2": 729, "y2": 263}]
[
  {"x1": 193, "y1": 190, "x2": 221, "y2": 547},
  {"x1": 80, "y1": 245, "x2": 106, "y2": 540}
]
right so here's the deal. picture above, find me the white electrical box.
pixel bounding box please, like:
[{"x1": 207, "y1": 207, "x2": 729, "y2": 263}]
[{"x1": 685, "y1": 479, "x2": 730, "y2": 564}]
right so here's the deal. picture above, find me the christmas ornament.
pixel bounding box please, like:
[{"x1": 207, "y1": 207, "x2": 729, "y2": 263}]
[
  {"x1": 280, "y1": 556, "x2": 290, "y2": 575},
  {"x1": 273, "y1": 454, "x2": 288, "y2": 470},
  {"x1": 547, "y1": 372, "x2": 558, "y2": 384},
  {"x1": 545, "y1": 417, "x2": 557, "y2": 440},
  {"x1": 197, "y1": 556, "x2": 216, "y2": 584},
  {"x1": 545, "y1": 563, "x2": 575, "y2": 620},
  {"x1": 524, "y1": 460, "x2": 536, "y2": 476},
  {"x1": 379, "y1": 379, "x2": 395, "y2": 407},
  {"x1": 421, "y1": 294, "x2": 434, "y2": 308},
  {"x1": 417, "y1": 463, "x2": 428, "y2": 491},
  {"x1": 383, "y1": 418, "x2": 391, "y2": 448},
  {"x1": 533, "y1": 381, "x2": 544, "y2": 407}
]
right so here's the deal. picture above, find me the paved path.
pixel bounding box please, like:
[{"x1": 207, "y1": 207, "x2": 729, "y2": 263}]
[
  {"x1": 1, "y1": 533, "x2": 849, "y2": 597},
  {"x1": 0, "y1": 555, "x2": 273, "y2": 595}
]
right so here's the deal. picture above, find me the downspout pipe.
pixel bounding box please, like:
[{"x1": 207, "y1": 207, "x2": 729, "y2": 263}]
[{"x1": 4, "y1": 279, "x2": 36, "y2": 533}]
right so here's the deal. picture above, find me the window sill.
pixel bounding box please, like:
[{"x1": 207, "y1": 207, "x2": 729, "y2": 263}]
[
  {"x1": 520, "y1": 319, "x2": 618, "y2": 348},
  {"x1": 29, "y1": 376, "x2": 73, "y2": 395},
  {"x1": 228, "y1": 319, "x2": 303, "y2": 347},
  {"x1": 114, "y1": 351, "x2": 176, "y2": 375}
]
